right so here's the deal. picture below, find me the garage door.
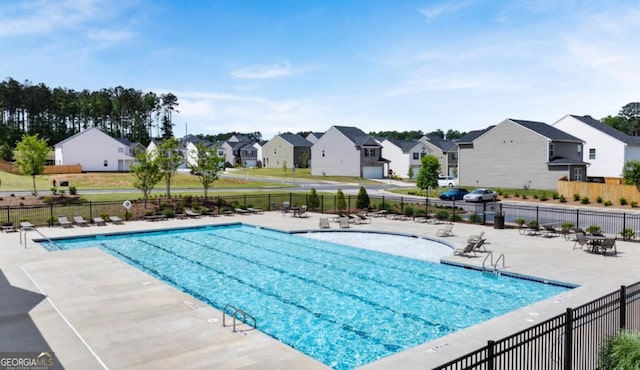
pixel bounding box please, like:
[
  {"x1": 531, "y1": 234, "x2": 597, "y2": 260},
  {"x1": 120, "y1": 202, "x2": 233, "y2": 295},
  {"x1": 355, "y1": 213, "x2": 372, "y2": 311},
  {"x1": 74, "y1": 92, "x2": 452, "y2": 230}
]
[{"x1": 362, "y1": 166, "x2": 383, "y2": 179}]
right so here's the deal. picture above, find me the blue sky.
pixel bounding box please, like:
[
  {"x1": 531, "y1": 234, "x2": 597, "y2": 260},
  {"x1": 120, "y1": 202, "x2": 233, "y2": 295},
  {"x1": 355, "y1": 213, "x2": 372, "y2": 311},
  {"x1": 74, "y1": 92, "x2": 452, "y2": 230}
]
[{"x1": 2, "y1": 0, "x2": 639, "y2": 140}]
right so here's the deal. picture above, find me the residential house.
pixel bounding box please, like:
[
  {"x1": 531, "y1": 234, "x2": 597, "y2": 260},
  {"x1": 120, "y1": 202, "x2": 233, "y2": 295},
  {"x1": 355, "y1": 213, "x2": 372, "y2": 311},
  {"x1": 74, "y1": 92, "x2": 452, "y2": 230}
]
[
  {"x1": 262, "y1": 133, "x2": 312, "y2": 169},
  {"x1": 378, "y1": 138, "x2": 416, "y2": 178},
  {"x1": 218, "y1": 134, "x2": 254, "y2": 167},
  {"x1": 457, "y1": 119, "x2": 587, "y2": 189},
  {"x1": 552, "y1": 114, "x2": 640, "y2": 178},
  {"x1": 311, "y1": 126, "x2": 388, "y2": 178},
  {"x1": 305, "y1": 132, "x2": 324, "y2": 144},
  {"x1": 380, "y1": 136, "x2": 457, "y2": 179},
  {"x1": 54, "y1": 127, "x2": 137, "y2": 171}
]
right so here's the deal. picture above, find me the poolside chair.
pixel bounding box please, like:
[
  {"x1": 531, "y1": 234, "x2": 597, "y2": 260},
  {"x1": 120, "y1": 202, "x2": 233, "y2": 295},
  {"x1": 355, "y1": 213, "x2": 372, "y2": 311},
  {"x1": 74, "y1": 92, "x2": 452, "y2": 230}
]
[
  {"x1": 598, "y1": 237, "x2": 617, "y2": 256},
  {"x1": 436, "y1": 224, "x2": 454, "y2": 237},
  {"x1": 247, "y1": 207, "x2": 263, "y2": 214},
  {"x1": 454, "y1": 240, "x2": 478, "y2": 257},
  {"x1": 471, "y1": 238, "x2": 487, "y2": 253},
  {"x1": 109, "y1": 216, "x2": 124, "y2": 224},
  {"x1": 467, "y1": 231, "x2": 485, "y2": 244},
  {"x1": 319, "y1": 218, "x2": 330, "y2": 229},
  {"x1": 355, "y1": 214, "x2": 371, "y2": 224},
  {"x1": 296, "y1": 205, "x2": 308, "y2": 218},
  {"x1": 92, "y1": 217, "x2": 106, "y2": 226},
  {"x1": 58, "y1": 216, "x2": 73, "y2": 228},
  {"x1": 541, "y1": 224, "x2": 558, "y2": 238},
  {"x1": 185, "y1": 209, "x2": 202, "y2": 218},
  {"x1": 1, "y1": 221, "x2": 16, "y2": 233},
  {"x1": 73, "y1": 215, "x2": 90, "y2": 226},
  {"x1": 573, "y1": 231, "x2": 588, "y2": 250},
  {"x1": 339, "y1": 217, "x2": 350, "y2": 229},
  {"x1": 234, "y1": 208, "x2": 251, "y2": 215},
  {"x1": 373, "y1": 210, "x2": 388, "y2": 217}
]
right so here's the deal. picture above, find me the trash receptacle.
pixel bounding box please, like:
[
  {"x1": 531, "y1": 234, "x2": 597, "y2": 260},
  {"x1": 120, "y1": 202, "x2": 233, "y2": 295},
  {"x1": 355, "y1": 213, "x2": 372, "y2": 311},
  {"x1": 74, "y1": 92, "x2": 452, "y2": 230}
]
[{"x1": 494, "y1": 212, "x2": 505, "y2": 229}]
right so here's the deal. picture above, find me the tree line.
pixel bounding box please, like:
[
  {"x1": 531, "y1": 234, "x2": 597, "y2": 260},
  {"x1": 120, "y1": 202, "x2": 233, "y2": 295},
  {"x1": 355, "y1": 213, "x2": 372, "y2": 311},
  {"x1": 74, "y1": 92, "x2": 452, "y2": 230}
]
[{"x1": 0, "y1": 77, "x2": 179, "y2": 150}]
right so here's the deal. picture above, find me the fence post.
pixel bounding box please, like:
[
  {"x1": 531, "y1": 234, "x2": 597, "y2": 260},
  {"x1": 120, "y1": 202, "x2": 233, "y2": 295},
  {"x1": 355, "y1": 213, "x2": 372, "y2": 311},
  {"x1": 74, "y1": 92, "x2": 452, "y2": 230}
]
[
  {"x1": 268, "y1": 194, "x2": 271, "y2": 211},
  {"x1": 289, "y1": 192, "x2": 292, "y2": 206},
  {"x1": 400, "y1": 197, "x2": 404, "y2": 214},
  {"x1": 243, "y1": 194, "x2": 247, "y2": 208},
  {"x1": 348, "y1": 195, "x2": 352, "y2": 213},
  {"x1": 89, "y1": 201, "x2": 93, "y2": 219},
  {"x1": 623, "y1": 213, "x2": 627, "y2": 240},
  {"x1": 576, "y1": 209, "x2": 580, "y2": 228},
  {"x1": 49, "y1": 203, "x2": 54, "y2": 227},
  {"x1": 564, "y1": 307, "x2": 573, "y2": 370},
  {"x1": 536, "y1": 206, "x2": 539, "y2": 223},
  {"x1": 487, "y1": 340, "x2": 495, "y2": 370},
  {"x1": 620, "y1": 285, "x2": 627, "y2": 330},
  {"x1": 321, "y1": 195, "x2": 324, "y2": 214}
]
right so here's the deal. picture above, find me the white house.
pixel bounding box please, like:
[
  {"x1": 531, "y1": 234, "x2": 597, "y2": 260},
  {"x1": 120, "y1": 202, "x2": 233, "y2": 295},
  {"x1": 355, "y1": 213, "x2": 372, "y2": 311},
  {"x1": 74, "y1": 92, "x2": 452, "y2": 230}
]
[
  {"x1": 305, "y1": 132, "x2": 324, "y2": 144},
  {"x1": 311, "y1": 126, "x2": 388, "y2": 178},
  {"x1": 552, "y1": 114, "x2": 640, "y2": 178},
  {"x1": 378, "y1": 138, "x2": 416, "y2": 178},
  {"x1": 54, "y1": 127, "x2": 137, "y2": 171}
]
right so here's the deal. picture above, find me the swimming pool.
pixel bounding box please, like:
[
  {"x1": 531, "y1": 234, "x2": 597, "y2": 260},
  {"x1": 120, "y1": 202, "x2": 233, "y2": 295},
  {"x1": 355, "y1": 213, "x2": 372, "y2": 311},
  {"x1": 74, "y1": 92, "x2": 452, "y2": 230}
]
[{"x1": 42, "y1": 224, "x2": 571, "y2": 370}]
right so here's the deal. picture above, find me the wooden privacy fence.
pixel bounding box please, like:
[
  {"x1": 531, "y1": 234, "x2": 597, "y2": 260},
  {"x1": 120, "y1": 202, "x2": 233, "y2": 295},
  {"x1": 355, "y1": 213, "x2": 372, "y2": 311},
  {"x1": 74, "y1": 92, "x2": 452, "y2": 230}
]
[
  {"x1": 557, "y1": 179, "x2": 640, "y2": 204},
  {"x1": 43, "y1": 164, "x2": 82, "y2": 174}
]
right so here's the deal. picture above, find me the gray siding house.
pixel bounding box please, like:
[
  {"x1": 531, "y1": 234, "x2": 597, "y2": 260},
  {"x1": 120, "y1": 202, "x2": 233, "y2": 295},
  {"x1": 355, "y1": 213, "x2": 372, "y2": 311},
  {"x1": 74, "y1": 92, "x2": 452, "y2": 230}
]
[
  {"x1": 458, "y1": 119, "x2": 587, "y2": 190},
  {"x1": 262, "y1": 134, "x2": 312, "y2": 169}
]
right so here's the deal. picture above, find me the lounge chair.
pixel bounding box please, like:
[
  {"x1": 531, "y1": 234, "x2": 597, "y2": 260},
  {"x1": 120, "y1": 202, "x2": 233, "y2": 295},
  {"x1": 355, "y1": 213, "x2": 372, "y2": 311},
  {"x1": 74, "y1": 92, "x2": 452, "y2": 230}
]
[
  {"x1": 373, "y1": 210, "x2": 388, "y2": 217},
  {"x1": 436, "y1": 224, "x2": 454, "y2": 237},
  {"x1": 247, "y1": 207, "x2": 263, "y2": 214},
  {"x1": 92, "y1": 217, "x2": 106, "y2": 226},
  {"x1": 339, "y1": 217, "x2": 350, "y2": 229},
  {"x1": 58, "y1": 216, "x2": 73, "y2": 228},
  {"x1": 73, "y1": 215, "x2": 90, "y2": 226},
  {"x1": 1, "y1": 221, "x2": 16, "y2": 233},
  {"x1": 467, "y1": 231, "x2": 485, "y2": 244},
  {"x1": 109, "y1": 216, "x2": 124, "y2": 224},
  {"x1": 355, "y1": 214, "x2": 371, "y2": 224},
  {"x1": 234, "y1": 208, "x2": 251, "y2": 215},
  {"x1": 541, "y1": 224, "x2": 558, "y2": 237},
  {"x1": 471, "y1": 238, "x2": 487, "y2": 253},
  {"x1": 185, "y1": 209, "x2": 201, "y2": 218},
  {"x1": 319, "y1": 218, "x2": 330, "y2": 229},
  {"x1": 296, "y1": 205, "x2": 308, "y2": 218},
  {"x1": 598, "y1": 237, "x2": 617, "y2": 256},
  {"x1": 454, "y1": 240, "x2": 478, "y2": 257}
]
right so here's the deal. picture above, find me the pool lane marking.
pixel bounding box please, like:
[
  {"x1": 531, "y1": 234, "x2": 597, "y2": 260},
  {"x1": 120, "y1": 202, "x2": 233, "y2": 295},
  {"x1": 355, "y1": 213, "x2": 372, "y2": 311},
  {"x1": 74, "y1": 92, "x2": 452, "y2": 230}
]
[{"x1": 22, "y1": 267, "x2": 109, "y2": 370}]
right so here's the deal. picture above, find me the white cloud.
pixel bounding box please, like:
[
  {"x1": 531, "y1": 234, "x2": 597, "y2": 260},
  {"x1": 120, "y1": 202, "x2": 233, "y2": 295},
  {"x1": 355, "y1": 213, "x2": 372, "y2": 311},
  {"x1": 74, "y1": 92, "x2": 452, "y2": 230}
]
[
  {"x1": 418, "y1": 2, "x2": 472, "y2": 23},
  {"x1": 0, "y1": 0, "x2": 102, "y2": 36},
  {"x1": 231, "y1": 61, "x2": 296, "y2": 79}
]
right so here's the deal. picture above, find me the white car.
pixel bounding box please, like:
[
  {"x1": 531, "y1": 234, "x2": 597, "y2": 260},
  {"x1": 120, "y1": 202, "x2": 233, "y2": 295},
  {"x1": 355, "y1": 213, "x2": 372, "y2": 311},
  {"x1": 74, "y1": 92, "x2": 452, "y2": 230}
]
[
  {"x1": 438, "y1": 176, "x2": 459, "y2": 187},
  {"x1": 463, "y1": 188, "x2": 498, "y2": 202}
]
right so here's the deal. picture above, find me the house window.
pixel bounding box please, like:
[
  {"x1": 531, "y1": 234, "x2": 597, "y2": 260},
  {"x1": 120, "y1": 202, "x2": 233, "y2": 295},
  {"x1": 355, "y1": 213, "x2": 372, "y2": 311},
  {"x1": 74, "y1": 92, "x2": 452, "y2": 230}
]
[
  {"x1": 104, "y1": 160, "x2": 108, "y2": 167},
  {"x1": 364, "y1": 148, "x2": 376, "y2": 157},
  {"x1": 274, "y1": 149, "x2": 277, "y2": 154},
  {"x1": 589, "y1": 148, "x2": 596, "y2": 160},
  {"x1": 118, "y1": 147, "x2": 124, "y2": 153},
  {"x1": 322, "y1": 150, "x2": 325, "y2": 157},
  {"x1": 549, "y1": 143, "x2": 555, "y2": 160},
  {"x1": 420, "y1": 151, "x2": 427, "y2": 158},
  {"x1": 413, "y1": 152, "x2": 419, "y2": 160},
  {"x1": 573, "y1": 167, "x2": 583, "y2": 181},
  {"x1": 452, "y1": 152, "x2": 458, "y2": 160}
]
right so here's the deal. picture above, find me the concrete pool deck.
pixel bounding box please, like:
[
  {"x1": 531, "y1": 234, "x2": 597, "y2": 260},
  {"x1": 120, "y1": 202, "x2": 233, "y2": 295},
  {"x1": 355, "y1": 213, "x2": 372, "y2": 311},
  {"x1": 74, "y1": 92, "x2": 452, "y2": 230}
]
[{"x1": 1, "y1": 212, "x2": 639, "y2": 369}]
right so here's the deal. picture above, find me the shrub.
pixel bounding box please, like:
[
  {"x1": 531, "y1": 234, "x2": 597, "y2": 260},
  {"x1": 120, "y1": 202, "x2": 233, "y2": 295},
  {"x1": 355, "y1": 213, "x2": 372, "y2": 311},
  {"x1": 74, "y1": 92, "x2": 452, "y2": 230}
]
[
  {"x1": 50, "y1": 187, "x2": 57, "y2": 195},
  {"x1": 596, "y1": 196, "x2": 603, "y2": 203},
  {"x1": 533, "y1": 194, "x2": 539, "y2": 199},
  {"x1": 522, "y1": 194, "x2": 528, "y2": 200},
  {"x1": 414, "y1": 208, "x2": 426, "y2": 217},
  {"x1": 514, "y1": 217, "x2": 526, "y2": 227},
  {"x1": 69, "y1": 186, "x2": 77, "y2": 195},
  {"x1": 451, "y1": 214, "x2": 463, "y2": 222},
  {"x1": 308, "y1": 188, "x2": 320, "y2": 210},
  {"x1": 435, "y1": 210, "x2": 449, "y2": 220},
  {"x1": 42, "y1": 196, "x2": 53, "y2": 203},
  {"x1": 403, "y1": 206, "x2": 414, "y2": 217},
  {"x1": 559, "y1": 195, "x2": 567, "y2": 203},
  {"x1": 552, "y1": 192, "x2": 560, "y2": 199},
  {"x1": 580, "y1": 197, "x2": 590, "y2": 204},
  {"x1": 162, "y1": 208, "x2": 175, "y2": 218},
  {"x1": 574, "y1": 193, "x2": 581, "y2": 201},
  {"x1": 632, "y1": 201, "x2": 638, "y2": 208},
  {"x1": 598, "y1": 331, "x2": 640, "y2": 370},
  {"x1": 539, "y1": 193, "x2": 548, "y2": 201},
  {"x1": 378, "y1": 202, "x2": 391, "y2": 211},
  {"x1": 620, "y1": 228, "x2": 636, "y2": 240},
  {"x1": 527, "y1": 220, "x2": 539, "y2": 229},
  {"x1": 356, "y1": 186, "x2": 370, "y2": 210},
  {"x1": 619, "y1": 197, "x2": 628, "y2": 206},
  {"x1": 514, "y1": 192, "x2": 520, "y2": 198},
  {"x1": 468, "y1": 213, "x2": 482, "y2": 223},
  {"x1": 100, "y1": 213, "x2": 109, "y2": 221},
  {"x1": 561, "y1": 222, "x2": 575, "y2": 230},
  {"x1": 604, "y1": 200, "x2": 612, "y2": 206},
  {"x1": 124, "y1": 210, "x2": 132, "y2": 220},
  {"x1": 503, "y1": 193, "x2": 510, "y2": 198},
  {"x1": 586, "y1": 224, "x2": 602, "y2": 235}
]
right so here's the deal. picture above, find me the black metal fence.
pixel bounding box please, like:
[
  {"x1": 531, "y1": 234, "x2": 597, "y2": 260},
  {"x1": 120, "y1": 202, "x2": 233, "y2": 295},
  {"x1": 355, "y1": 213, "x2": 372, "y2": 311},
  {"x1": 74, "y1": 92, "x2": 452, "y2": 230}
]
[{"x1": 433, "y1": 281, "x2": 640, "y2": 370}]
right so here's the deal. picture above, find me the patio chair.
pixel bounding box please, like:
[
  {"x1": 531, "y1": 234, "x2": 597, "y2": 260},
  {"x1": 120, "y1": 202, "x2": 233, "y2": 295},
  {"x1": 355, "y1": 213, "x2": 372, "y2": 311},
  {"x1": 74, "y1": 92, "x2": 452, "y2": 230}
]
[
  {"x1": 73, "y1": 215, "x2": 90, "y2": 226},
  {"x1": 92, "y1": 217, "x2": 106, "y2": 226},
  {"x1": 467, "y1": 231, "x2": 485, "y2": 244},
  {"x1": 58, "y1": 216, "x2": 73, "y2": 228},
  {"x1": 247, "y1": 207, "x2": 263, "y2": 214},
  {"x1": 109, "y1": 216, "x2": 124, "y2": 224},
  {"x1": 454, "y1": 240, "x2": 478, "y2": 257},
  {"x1": 355, "y1": 214, "x2": 371, "y2": 224},
  {"x1": 185, "y1": 209, "x2": 202, "y2": 218},
  {"x1": 599, "y1": 237, "x2": 617, "y2": 256},
  {"x1": 1, "y1": 221, "x2": 16, "y2": 233},
  {"x1": 319, "y1": 218, "x2": 330, "y2": 229},
  {"x1": 296, "y1": 205, "x2": 308, "y2": 218},
  {"x1": 234, "y1": 208, "x2": 251, "y2": 215},
  {"x1": 573, "y1": 231, "x2": 588, "y2": 250},
  {"x1": 436, "y1": 224, "x2": 454, "y2": 237},
  {"x1": 541, "y1": 224, "x2": 558, "y2": 238},
  {"x1": 339, "y1": 217, "x2": 350, "y2": 229}
]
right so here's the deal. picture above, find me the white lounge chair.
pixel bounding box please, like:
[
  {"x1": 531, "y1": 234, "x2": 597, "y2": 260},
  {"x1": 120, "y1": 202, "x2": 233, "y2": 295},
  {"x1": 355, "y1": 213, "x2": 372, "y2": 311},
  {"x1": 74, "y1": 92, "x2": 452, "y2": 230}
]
[
  {"x1": 185, "y1": 209, "x2": 201, "y2": 218},
  {"x1": 58, "y1": 216, "x2": 73, "y2": 228},
  {"x1": 73, "y1": 215, "x2": 90, "y2": 226},
  {"x1": 454, "y1": 240, "x2": 478, "y2": 257},
  {"x1": 339, "y1": 217, "x2": 350, "y2": 229},
  {"x1": 436, "y1": 224, "x2": 454, "y2": 237},
  {"x1": 319, "y1": 218, "x2": 330, "y2": 229},
  {"x1": 109, "y1": 216, "x2": 124, "y2": 224},
  {"x1": 92, "y1": 217, "x2": 106, "y2": 226}
]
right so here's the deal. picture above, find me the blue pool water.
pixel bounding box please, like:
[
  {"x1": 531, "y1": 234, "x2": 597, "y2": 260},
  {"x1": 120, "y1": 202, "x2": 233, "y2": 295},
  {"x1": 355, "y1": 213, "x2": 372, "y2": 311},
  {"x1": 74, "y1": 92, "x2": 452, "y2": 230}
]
[{"x1": 43, "y1": 224, "x2": 571, "y2": 369}]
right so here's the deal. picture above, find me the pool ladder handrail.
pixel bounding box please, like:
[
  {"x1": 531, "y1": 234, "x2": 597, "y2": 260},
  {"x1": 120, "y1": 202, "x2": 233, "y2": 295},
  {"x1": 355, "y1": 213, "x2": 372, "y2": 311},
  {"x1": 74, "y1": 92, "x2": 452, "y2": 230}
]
[
  {"x1": 482, "y1": 251, "x2": 505, "y2": 274},
  {"x1": 222, "y1": 304, "x2": 257, "y2": 332},
  {"x1": 21, "y1": 225, "x2": 60, "y2": 250}
]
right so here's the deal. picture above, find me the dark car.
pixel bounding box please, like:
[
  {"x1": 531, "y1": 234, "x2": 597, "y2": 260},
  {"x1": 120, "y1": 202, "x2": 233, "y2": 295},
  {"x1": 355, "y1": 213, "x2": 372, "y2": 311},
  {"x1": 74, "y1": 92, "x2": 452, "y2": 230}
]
[{"x1": 439, "y1": 188, "x2": 469, "y2": 200}]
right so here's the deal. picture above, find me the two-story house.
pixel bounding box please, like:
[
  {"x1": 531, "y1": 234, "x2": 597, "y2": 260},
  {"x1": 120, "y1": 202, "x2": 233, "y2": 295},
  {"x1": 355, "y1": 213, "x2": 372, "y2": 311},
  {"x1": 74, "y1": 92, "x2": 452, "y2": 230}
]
[
  {"x1": 311, "y1": 126, "x2": 388, "y2": 178},
  {"x1": 552, "y1": 114, "x2": 640, "y2": 178},
  {"x1": 458, "y1": 119, "x2": 587, "y2": 189},
  {"x1": 54, "y1": 127, "x2": 138, "y2": 171},
  {"x1": 262, "y1": 133, "x2": 312, "y2": 169}
]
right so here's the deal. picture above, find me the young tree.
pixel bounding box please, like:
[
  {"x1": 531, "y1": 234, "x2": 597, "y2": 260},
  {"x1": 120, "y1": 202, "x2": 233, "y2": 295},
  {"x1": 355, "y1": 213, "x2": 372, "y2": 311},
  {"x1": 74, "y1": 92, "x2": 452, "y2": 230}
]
[
  {"x1": 407, "y1": 167, "x2": 414, "y2": 179},
  {"x1": 356, "y1": 186, "x2": 370, "y2": 210},
  {"x1": 155, "y1": 137, "x2": 184, "y2": 198},
  {"x1": 308, "y1": 188, "x2": 320, "y2": 210},
  {"x1": 622, "y1": 160, "x2": 640, "y2": 185},
  {"x1": 416, "y1": 154, "x2": 441, "y2": 191},
  {"x1": 0, "y1": 141, "x2": 13, "y2": 161},
  {"x1": 14, "y1": 134, "x2": 49, "y2": 195},
  {"x1": 189, "y1": 142, "x2": 224, "y2": 201},
  {"x1": 131, "y1": 150, "x2": 162, "y2": 207},
  {"x1": 335, "y1": 189, "x2": 347, "y2": 212}
]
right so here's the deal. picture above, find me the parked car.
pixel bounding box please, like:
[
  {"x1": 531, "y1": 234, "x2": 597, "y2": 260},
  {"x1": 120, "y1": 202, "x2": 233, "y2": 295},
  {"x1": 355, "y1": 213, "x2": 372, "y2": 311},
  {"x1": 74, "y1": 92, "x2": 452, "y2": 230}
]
[
  {"x1": 438, "y1": 176, "x2": 459, "y2": 187},
  {"x1": 439, "y1": 188, "x2": 469, "y2": 200},
  {"x1": 463, "y1": 188, "x2": 498, "y2": 202}
]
